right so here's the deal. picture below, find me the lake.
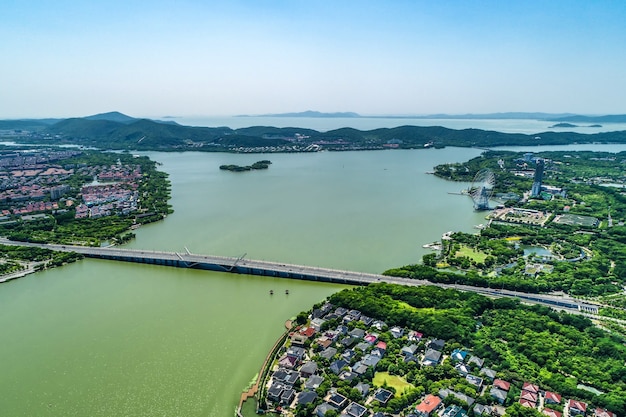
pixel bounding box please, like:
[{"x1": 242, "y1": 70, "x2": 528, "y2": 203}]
[
  {"x1": 0, "y1": 147, "x2": 487, "y2": 417},
  {"x1": 1, "y1": 140, "x2": 624, "y2": 417}
]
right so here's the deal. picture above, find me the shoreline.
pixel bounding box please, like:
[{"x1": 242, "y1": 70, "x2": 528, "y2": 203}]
[
  {"x1": 236, "y1": 319, "x2": 295, "y2": 416},
  {"x1": 0, "y1": 267, "x2": 36, "y2": 284}
]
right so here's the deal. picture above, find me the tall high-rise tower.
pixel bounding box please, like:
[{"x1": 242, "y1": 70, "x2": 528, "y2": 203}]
[{"x1": 531, "y1": 158, "x2": 544, "y2": 197}]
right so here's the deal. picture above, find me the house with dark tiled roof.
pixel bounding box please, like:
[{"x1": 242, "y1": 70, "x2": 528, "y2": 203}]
[
  {"x1": 272, "y1": 368, "x2": 288, "y2": 382},
  {"x1": 428, "y1": 339, "x2": 445, "y2": 351},
  {"x1": 465, "y1": 374, "x2": 483, "y2": 390},
  {"x1": 286, "y1": 346, "x2": 306, "y2": 362},
  {"x1": 349, "y1": 328, "x2": 366, "y2": 339},
  {"x1": 304, "y1": 374, "x2": 324, "y2": 390},
  {"x1": 335, "y1": 307, "x2": 348, "y2": 316},
  {"x1": 354, "y1": 382, "x2": 370, "y2": 399},
  {"x1": 283, "y1": 370, "x2": 300, "y2": 385},
  {"x1": 361, "y1": 353, "x2": 381, "y2": 368},
  {"x1": 280, "y1": 387, "x2": 295, "y2": 405},
  {"x1": 299, "y1": 361, "x2": 318, "y2": 378},
  {"x1": 352, "y1": 362, "x2": 369, "y2": 375},
  {"x1": 422, "y1": 348, "x2": 442, "y2": 366},
  {"x1": 355, "y1": 342, "x2": 371, "y2": 352},
  {"x1": 348, "y1": 309, "x2": 362, "y2": 319},
  {"x1": 315, "y1": 402, "x2": 336, "y2": 417},
  {"x1": 360, "y1": 315, "x2": 374, "y2": 327},
  {"x1": 342, "y1": 349, "x2": 357, "y2": 362},
  {"x1": 339, "y1": 370, "x2": 357, "y2": 382},
  {"x1": 341, "y1": 336, "x2": 358, "y2": 348},
  {"x1": 296, "y1": 390, "x2": 318, "y2": 405},
  {"x1": 327, "y1": 391, "x2": 349, "y2": 410},
  {"x1": 402, "y1": 344, "x2": 419, "y2": 356},
  {"x1": 330, "y1": 359, "x2": 348, "y2": 375},
  {"x1": 345, "y1": 401, "x2": 368, "y2": 417},
  {"x1": 390, "y1": 326, "x2": 404, "y2": 338},
  {"x1": 467, "y1": 355, "x2": 484, "y2": 368},
  {"x1": 569, "y1": 399, "x2": 587, "y2": 415},
  {"x1": 542, "y1": 408, "x2": 562, "y2": 417},
  {"x1": 544, "y1": 391, "x2": 561, "y2": 405},
  {"x1": 472, "y1": 404, "x2": 492, "y2": 416},
  {"x1": 415, "y1": 394, "x2": 442, "y2": 417},
  {"x1": 320, "y1": 346, "x2": 337, "y2": 360},
  {"x1": 374, "y1": 388, "x2": 394, "y2": 405},
  {"x1": 267, "y1": 381, "x2": 287, "y2": 403},
  {"x1": 479, "y1": 368, "x2": 497, "y2": 380},
  {"x1": 439, "y1": 388, "x2": 475, "y2": 407},
  {"x1": 490, "y1": 387, "x2": 508, "y2": 404}
]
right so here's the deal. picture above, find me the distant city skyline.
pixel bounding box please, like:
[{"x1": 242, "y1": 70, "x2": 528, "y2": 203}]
[{"x1": 2, "y1": 0, "x2": 626, "y2": 119}]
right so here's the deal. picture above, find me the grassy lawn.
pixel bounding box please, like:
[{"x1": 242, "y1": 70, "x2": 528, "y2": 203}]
[
  {"x1": 373, "y1": 372, "x2": 415, "y2": 397},
  {"x1": 455, "y1": 244, "x2": 488, "y2": 263}
]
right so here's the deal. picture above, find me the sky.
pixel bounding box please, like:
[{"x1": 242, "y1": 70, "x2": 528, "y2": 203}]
[{"x1": 2, "y1": 0, "x2": 626, "y2": 118}]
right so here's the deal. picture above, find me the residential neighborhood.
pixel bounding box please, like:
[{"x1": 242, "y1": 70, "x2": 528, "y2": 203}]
[
  {"x1": 0, "y1": 149, "x2": 145, "y2": 222},
  {"x1": 257, "y1": 302, "x2": 618, "y2": 417}
]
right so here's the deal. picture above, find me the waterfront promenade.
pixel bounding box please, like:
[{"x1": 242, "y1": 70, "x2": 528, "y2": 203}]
[{"x1": 0, "y1": 239, "x2": 601, "y2": 316}]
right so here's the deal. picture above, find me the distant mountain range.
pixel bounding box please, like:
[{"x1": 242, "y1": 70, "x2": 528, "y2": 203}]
[
  {"x1": 547, "y1": 114, "x2": 626, "y2": 123},
  {"x1": 239, "y1": 110, "x2": 361, "y2": 118},
  {"x1": 2, "y1": 111, "x2": 626, "y2": 152},
  {"x1": 235, "y1": 111, "x2": 626, "y2": 122}
]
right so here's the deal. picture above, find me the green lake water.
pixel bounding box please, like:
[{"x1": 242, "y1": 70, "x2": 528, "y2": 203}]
[{"x1": 0, "y1": 148, "x2": 488, "y2": 416}]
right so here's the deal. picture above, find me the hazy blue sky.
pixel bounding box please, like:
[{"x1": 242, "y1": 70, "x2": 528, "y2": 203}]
[{"x1": 2, "y1": 0, "x2": 625, "y2": 118}]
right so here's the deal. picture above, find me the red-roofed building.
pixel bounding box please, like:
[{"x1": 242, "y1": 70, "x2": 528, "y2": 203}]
[
  {"x1": 543, "y1": 408, "x2": 562, "y2": 417},
  {"x1": 544, "y1": 391, "x2": 562, "y2": 405},
  {"x1": 520, "y1": 390, "x2": 538, "y2": 403},
  {"x1": 415, "y1": 394, "x2": 442, "y2": 417},
  {"x1": 493, "y1": 379, "x2": 511, "y2": 391},
  {"x1": 300, "y1": 327, "x2": 316, "y2": 338},
  {"x1": 594, "y1": 408, "x2": 616, "y2": 417},
  {"x1": 376, "y1": 341, "x2": 387, "y2": 350},
  {"x1": 519, "y1": 398, "x2": 536, "y2": 408},
  {"x1": 569, "y1": 399, "x2": 588, "y2": 415},
  {"x1": 522, "y1": 382, "x2": 539, "y2": 394}
]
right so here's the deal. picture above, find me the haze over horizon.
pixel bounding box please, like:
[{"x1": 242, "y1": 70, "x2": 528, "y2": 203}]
[{"x1": 2, "y1": 1, "x2": 626, "y2": 119}]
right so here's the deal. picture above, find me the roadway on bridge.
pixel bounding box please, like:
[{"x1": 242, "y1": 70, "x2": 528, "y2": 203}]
[{"x1": 0, "y1": 238, "x2": 603, "y2": 317}]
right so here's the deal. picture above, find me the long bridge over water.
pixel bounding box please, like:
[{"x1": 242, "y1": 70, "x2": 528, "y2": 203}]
[{"x1": 1, "y1": 239, "x2": 601, "y2": 315}]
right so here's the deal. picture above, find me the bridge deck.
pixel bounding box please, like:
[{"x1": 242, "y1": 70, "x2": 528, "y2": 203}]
[{"x1": 0, "y1": 239, "x2": 601, "y2": 315}]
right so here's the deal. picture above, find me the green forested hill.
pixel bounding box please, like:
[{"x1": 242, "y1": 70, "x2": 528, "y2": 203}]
[{"x1": 4, "y1": 114, "x2": 626, "y2": 151}]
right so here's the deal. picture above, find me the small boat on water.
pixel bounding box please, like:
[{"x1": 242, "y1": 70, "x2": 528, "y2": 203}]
[
  {"x1": 269, "y1": 290, "x2": 274, "y2": 295},
  {"x1": 285, "y1": 289, "x2": 289, "y2": 295}
]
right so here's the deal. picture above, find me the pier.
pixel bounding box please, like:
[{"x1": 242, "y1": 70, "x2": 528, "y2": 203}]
[{"x1": 0, "y1": 239, "x2": 601, "y2": 315}]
